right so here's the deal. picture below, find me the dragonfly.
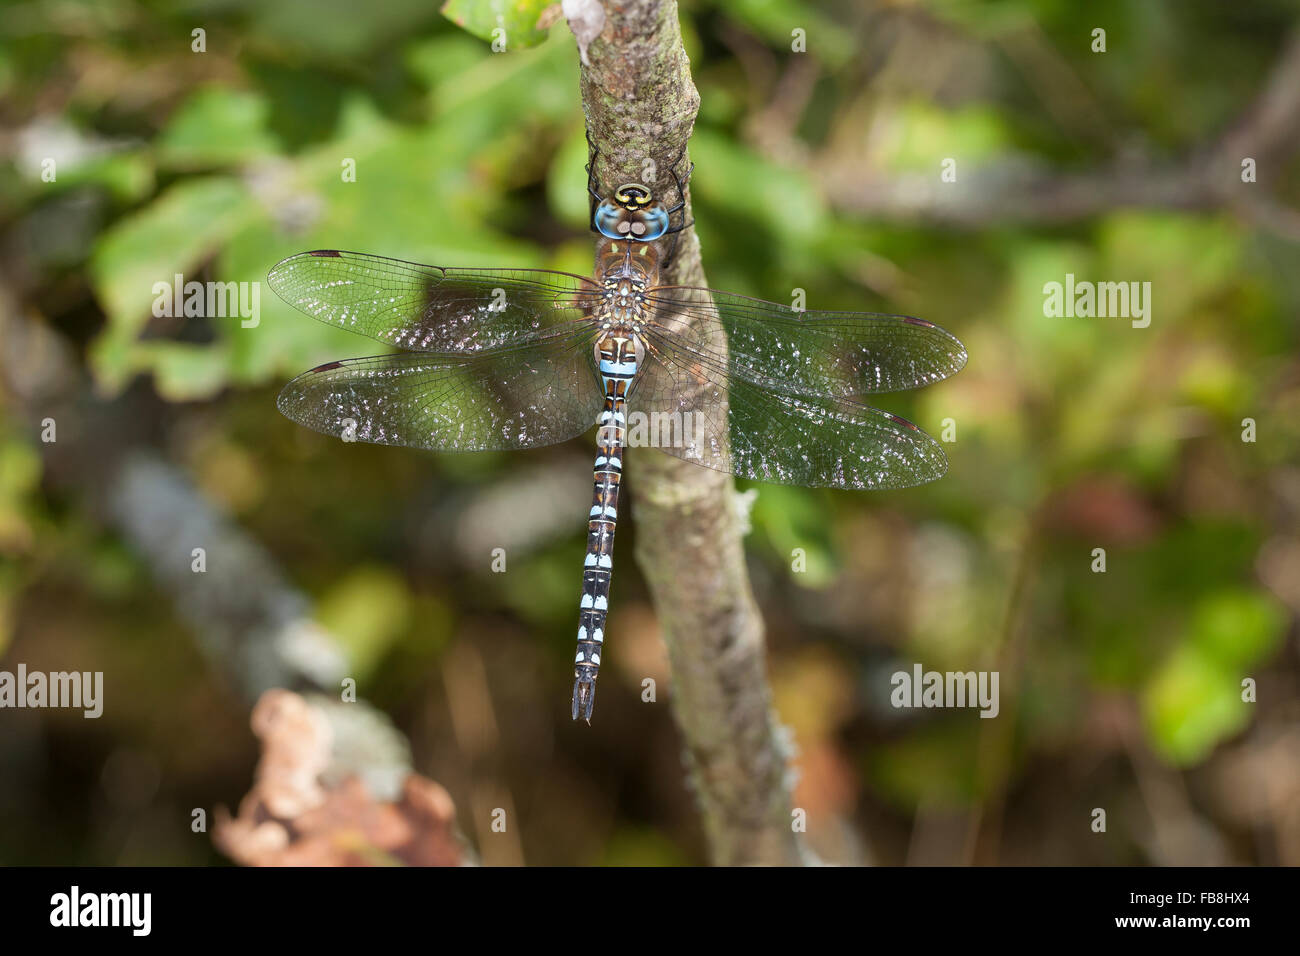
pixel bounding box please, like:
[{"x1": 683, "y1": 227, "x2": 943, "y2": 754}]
[{"x1": 269, "y1": 151, "x2": 967, "y2": 722}]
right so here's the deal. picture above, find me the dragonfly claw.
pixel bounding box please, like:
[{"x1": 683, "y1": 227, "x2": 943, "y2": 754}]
[{"x1": 572, "y1": 677, "x2": 596, "y2": 723}]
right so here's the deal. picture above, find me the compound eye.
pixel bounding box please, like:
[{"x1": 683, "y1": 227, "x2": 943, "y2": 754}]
[
  {"x1": 594, "y1": 202, "x2": 624, "y2": 239},
  {"x1": 638, "y1": 208, "x2": 670, "y2": 241}
]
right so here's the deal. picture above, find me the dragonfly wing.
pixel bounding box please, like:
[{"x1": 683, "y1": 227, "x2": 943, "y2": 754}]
[
  {"x1": 278, "y1": 331, "x2": 604, "y2": 452},
  {"x1": 642, "y1": 286, "x2": 966, "y2": 397},
  {"x1": 630, "y1": 329, "x2": 948, "y2": 489},
  {"x1": 268, "y1": 250, "x2": 601, "y2": 352}
]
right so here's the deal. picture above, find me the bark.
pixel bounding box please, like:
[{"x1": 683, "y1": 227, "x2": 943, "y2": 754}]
[{"x1": 568, "y1": 0, "x2": 803, "y2": 866}]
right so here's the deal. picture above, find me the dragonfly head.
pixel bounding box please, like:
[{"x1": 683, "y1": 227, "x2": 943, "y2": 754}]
[{"x1": 593, "y1": 183, "x2": 671, "y2": 242}]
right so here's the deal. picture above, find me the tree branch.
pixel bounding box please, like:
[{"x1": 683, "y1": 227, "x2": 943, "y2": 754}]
[
  {"x1": 0, "y1": 281, "x2": 454, "y2": 839},
  {"x1": 819, "y1": 27, "x2": 1300, "y2": 233},
  {"x1": 568, "y1": 0, "x2": 803, "y2": 866}
]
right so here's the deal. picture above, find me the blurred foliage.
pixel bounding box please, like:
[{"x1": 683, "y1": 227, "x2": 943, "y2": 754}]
[
  {"x1": 0, "y1": 0, "x2": 1298, "y2": 866},
  {"x1": 441, "y1": 0, "x2": 555, "y2": 49}
]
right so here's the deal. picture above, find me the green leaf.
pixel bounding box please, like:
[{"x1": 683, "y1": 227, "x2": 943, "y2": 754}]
[
  {"x1": 125, "y1": 342, "x2": 234, "y2": 402},
  {"x1": 251, "y1": 0, "x2": 439, "y2": 60},
  {"x1": 724, "y1": 0, "x2": 854, "y2": 66},
  {"x1": 690, "y1": 128, "x2": 827, "y2": 247},
  {"x1": 546, "y1": 124, "x2": 593, "y2": 230},
  {"x1": 882, "y1": 100, "x2": 1011, "y2": 174},
  {"x1": 867, "y1": 721, "x2": 983, "y2": 810},
  {"x1": 1141, "y1": 588, "x2": 1283, "y2": 765},
  {"x1": 1189, "y1": 589, "x2": 1286, "y2": 669},
  {"x1": 41, "y1": 151, "x2": 154, "y2": 204},
  {"x1": 315, "y1": 566, "x2": 414, "y2": 682},
  {"x1": 157, "y1": 88, "x2": 280, "y2": 168},
  {"x1": 748, "y1": 484, "x2": 838, "y2": 588},
  {"x1": 1097, "y1": 213, "x2": 1242, "y2": 317},
  {"x1": 441, "y1": 0, "x2": 555, "y2": 49},
  {"x1": 91, "y1": 177, "x2": 256, "y2": 338},
  {"x1": 88, "y1": 177, "x2": 259, "y2": 393},
  {"x1": 1142, "y1": 645, "x2": 1250, "y2": 766},
  {"x1": 0, "y1": 431, "x2": 42, "y2": 562}
]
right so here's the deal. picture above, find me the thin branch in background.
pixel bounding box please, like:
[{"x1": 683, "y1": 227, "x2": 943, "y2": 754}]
[
  {"x1": 961, "y1": 509, "x2": 1041, "y2": 866},
  {"x1": 748, "y1": 16, "x2": 1300, "y2": 234},
  {"x1": 994, "y1": 18, "x2": 1118, "y2": 151},
  {"x1": 1115, "y1": 701, "x2": 1232, "y2": 866},
  {"x1": 0, "y1": 279, "x2": 475, "y2": 863},
  {"x1": 442, "y1": 640, "x2": 526, "y2": 866},
  {"x1": 566, "y1": 0, "x2": 805, "y2": 866}
]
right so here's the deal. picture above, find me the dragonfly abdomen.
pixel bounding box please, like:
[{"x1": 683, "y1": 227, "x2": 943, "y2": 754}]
[{"x1": 572, "y1": 331, "x2": 640, "y2": 721}]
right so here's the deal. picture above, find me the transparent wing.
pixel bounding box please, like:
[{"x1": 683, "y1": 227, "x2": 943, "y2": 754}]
[
  {"x1": 643, "y1": 286, "x2": 966, "y2": 397},
  {"x1": 277, "y1": 330, "x2": 604, "y2": 452},
  {"x1": 268, "y1": 250, "x2": 601, "y2": 353},
  {"x1": 630, "y1": 328, "x2": 948, "y2": 490}
]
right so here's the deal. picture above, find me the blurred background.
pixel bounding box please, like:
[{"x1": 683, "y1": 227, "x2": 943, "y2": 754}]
[{"x1": 1, "y1": 0, "x2": 1298, "y2": 866}]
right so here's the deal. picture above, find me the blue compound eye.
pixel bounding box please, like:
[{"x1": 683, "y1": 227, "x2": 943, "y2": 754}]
[
  {"x1": 635, "y1": 207, "x2": 670, "y2": 241},
  {"x1": 594, "y1": 202, "x2": 625, "y2": 239}
]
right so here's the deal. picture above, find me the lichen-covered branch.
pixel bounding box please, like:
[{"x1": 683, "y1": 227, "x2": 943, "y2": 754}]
[{"x1": 567, "y1": 0, "x2": 803, "y2": 866}]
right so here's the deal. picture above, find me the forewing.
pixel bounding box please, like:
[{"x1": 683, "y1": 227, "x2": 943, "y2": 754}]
[
  {"x1": 268, "y1": 250, "x2": 601, "y2": 353},
  {"x1": 643, "y1": 286, "x2": 966, "y2": 397}
]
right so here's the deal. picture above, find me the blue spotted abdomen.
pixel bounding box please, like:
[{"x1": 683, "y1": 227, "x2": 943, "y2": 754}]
[{"x1": 572, "y1": 334, "x2": 639, "y2": 721}]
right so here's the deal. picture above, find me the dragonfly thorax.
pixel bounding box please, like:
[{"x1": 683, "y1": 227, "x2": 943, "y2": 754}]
[
  {"x1": 594, "y1": 238, "x2": 660, "y2": 333},
  {"x1": 597, "y1": 273, "x2": 649, "y2": 330},
  {"x1": 597, "y1": 238, "x2": 660, "y2": 284}
]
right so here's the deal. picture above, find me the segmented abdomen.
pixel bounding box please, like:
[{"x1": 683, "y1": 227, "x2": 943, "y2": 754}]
[{"x1": 572, "y1": 334, "x2": 638, "y2": 721}]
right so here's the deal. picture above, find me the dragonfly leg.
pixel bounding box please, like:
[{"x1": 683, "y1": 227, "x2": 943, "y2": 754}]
[
  {"x1": 662, "y1": 162, "x2": 694, "y2": 219},
  {"x1": 585, "y1": 130, "x2": 603, "y2": 229},
  {"x1": 659, "y1": 150, "x2": 695, "y2": 268},
  {"x1": 666, "y1": 140, "x2": 693, "y2": 193},
  {"x1": 659, "y1": 215, "x2": 695, "y2": 271}
]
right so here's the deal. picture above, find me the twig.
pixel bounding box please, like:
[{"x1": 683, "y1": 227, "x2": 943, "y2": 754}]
[
  {"x1": 567, "y1": 0, "x2": 804, "y2": 866},
  {"x1": 0, "y1": 280, "x2": 437, "y2": 817},
  {"x1": 814, "y1": 27, "x2": 1300, "y2": 232}
]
